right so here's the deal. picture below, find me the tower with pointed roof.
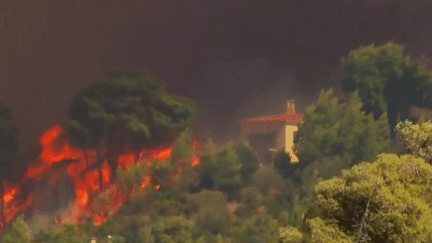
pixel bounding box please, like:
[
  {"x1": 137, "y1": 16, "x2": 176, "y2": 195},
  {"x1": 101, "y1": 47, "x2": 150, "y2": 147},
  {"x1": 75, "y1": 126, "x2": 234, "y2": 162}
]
[{"x1": 238, "y1": 99, "x2": 303, "y2": 163}]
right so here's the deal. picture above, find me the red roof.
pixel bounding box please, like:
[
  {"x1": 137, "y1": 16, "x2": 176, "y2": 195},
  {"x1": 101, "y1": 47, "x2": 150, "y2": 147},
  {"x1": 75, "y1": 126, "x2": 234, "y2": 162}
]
[{"x1": 239, "y1": 113, "x2": 303, "y2": 123}]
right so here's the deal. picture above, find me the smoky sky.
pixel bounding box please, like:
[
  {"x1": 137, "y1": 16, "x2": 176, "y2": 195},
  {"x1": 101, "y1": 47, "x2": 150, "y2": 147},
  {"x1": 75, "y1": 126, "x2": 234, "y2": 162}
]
[{"x1": 1, "y1": 0, "x2": 432, "y2": 154}]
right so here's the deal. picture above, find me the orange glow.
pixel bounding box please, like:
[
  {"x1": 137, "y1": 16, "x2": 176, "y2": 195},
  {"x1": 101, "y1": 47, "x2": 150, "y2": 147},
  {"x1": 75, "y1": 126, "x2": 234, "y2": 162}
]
[
  {"x1": 92, "y1": 211, "x2": 108, "y2": 226},
  {"x1": 141, "y1": 176, "x2": 150, "y2": 189},
  {"x1": 39, "y1": 125, "x2": 62, "y2": 146},
  {"x1": 85, "y1": 169, "x2": 100, "y2": 192},
  {"x1": 118, "y1": 153, "x2": 136, "y2": 168},
  {"x1": 4, "y1": 188, "x2": 17, "y2": 204},
  {"x1": 24, "y1": 161, "x2": 47, "y2": 179},
  {"x1": 102, "y1": 161, "x2": 111, "y2": 185},
  {"x1": 154, "y1": 147, "x2": 172, "y2": 159},
  {"x1": 192, "y1": 140, "x2": 201, "y2": 166},
  {"x1": 75, "y1": 181, "x2": 89, "y2": 206},
  {"x1": 1, "y1": 124, "x2": 203, "y2": 229},
  {"x1": 192, "y1": 158, "x2": 199, "y2": 166}
]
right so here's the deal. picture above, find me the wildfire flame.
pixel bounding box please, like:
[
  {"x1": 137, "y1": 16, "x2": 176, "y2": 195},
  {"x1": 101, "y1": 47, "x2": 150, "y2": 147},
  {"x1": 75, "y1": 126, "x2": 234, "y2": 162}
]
[{"x1": 1, "y1": 124, "x2": 201, "y2": 230}]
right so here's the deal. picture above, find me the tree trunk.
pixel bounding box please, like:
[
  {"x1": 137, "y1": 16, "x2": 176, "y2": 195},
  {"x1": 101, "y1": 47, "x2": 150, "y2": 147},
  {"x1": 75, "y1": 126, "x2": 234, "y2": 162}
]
[{"x1": 0, "y1": 180, "x2": 5, "y2": 231}]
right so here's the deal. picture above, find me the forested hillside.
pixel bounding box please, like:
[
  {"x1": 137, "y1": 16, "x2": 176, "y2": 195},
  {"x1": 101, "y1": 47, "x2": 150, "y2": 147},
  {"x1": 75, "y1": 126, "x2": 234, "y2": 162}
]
[{"x1": 2, "y1": 42, "x2": 432, "y2": 243}]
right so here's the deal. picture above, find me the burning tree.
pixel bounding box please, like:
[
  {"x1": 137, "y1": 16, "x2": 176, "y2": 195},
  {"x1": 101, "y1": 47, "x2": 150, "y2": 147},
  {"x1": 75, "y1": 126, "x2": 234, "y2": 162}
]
[
  {"x1": 62, "y1": 68, "x2": 196, "y2": 192},
  {"x1": 0, "y1": 69, "x2": 198, "y2": 229},
  {"x1": 0, "y1": 104, "x2": 19, "y2": 231}
]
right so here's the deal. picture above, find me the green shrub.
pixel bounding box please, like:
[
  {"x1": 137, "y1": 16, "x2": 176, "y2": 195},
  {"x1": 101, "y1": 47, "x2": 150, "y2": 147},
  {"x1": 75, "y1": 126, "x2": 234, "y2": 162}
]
[
  {"x1": 304, "y1": 153, "x2": 432, "y2": 242},
  {"x1": 231, "y1": 211, "x2": 279, "y2": 243},
  {"x1": 138, "y1": 215, "x2": 194, "y2": 243},
  {"x1": 273, "y1": 150, "x2": 298, "y2": 180},
  {"x1": 194, "y1": 207, "x2": 228, "y2": 236},
  {"x1": 235, "y1": 205, "x2": 248, "y2": 219},
  {"x1": 277, "y1": 211, "x2": 291, "y2": 227},
  {"x1": 115, "y1": 214, "x2": 147, "y2": 243},
  {"x1": 233, "y1": 139, "x2": 259, "y2": 185},
  {"x1": 2, "y1": 214, "x2": 33, "y2": 243},
  {"x1": 279, "y1": 225, "x2": 304, "y2": 243},
  {"x1": 240, "y1": 186, "x2": 263, "y2": 212},
  {"x1": 251, "y1": 165, "x2": 284, "y2": 195},
  {"x1": 189, "y1": 190, "x2": 231, "y2": 236},
  {"x1": 33, "y1": 223, "x2": 91, "y2": 243}
]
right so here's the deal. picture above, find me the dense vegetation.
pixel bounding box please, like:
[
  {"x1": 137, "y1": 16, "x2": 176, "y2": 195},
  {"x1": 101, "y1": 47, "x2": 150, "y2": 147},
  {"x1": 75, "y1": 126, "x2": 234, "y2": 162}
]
[{"x1": 2, "y1": 41, "x2": 432, "y2": 242}]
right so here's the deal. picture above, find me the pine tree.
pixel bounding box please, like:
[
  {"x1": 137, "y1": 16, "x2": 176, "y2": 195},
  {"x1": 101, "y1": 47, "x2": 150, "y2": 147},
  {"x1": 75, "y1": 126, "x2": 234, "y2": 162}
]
[
  {"x1": 295, "y1": 89, "x2": 391, "y2": 171},
  {"x1": 0, "y1": 104, "x2": 19, "y2": 231},
  {"x1": 341, "y1": 41, "x2": 432, "y2": 139}
]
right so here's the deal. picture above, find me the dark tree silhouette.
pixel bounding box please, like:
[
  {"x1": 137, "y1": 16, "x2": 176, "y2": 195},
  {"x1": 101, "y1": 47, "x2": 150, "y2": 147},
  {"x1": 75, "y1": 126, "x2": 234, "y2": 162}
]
[
  {"x1": 341, "y1": 41, "x2": 432, "y2": 140},
  {"x1": 63, "y1": 68, "x2": 196, "y2": 190},
  {"x1": 0, "y1": 104, "x2": 19, "y2": 230}
]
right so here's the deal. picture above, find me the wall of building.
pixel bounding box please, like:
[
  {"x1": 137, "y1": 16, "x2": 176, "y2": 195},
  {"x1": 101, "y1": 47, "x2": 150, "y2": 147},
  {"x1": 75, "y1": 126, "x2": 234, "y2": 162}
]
[
  {"x1": 238, "y1": 99, "x2": 302, "y2": 164},
  {"x1": 285, "y1": 124, "x2": 299, "y2": 163}
]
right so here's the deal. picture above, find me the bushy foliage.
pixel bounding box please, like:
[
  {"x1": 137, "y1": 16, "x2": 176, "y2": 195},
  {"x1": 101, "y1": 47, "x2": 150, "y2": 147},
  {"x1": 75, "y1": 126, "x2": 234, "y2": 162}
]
[
  {"x1": 395, "y1": 119, "x2": 432, "y2": 163},
  {"x1": 294, "y1": 89, "x2": 391, "y2": 170},
  {"x1": 277, "y1": 210, "x2": 291, "y2": 227},
  {"x1": 278, "y1": 225, "x2": 304, "y2": 243},
  {"x1": 116, "y1": 191, "x2": 152, "y2": 216},
  {"x1": 189, "y1": 190, "x2": 231, "y2": 236},
  {"x1": 251, "y1": 165, "x2": 284, "y2": 195},
  {"x1": 196, "y1": 232, "x2": 224, "y2": 243},
  {"x1": 298, "y1": 157, "x2": 349, "y2": 200},
  {"x1": 111, "y1": 214, "x2": 148, "y2": 243},
  {"x1": 65, "y1": 68, "x2": 196, "y2": 151},
  {"x1": 115, "y1": 159, "x2": 148, "y2": 195},
  {"x1": 34, "y1": 222, "x2": 93, "y2": 243},
  {"x1": 306, "y1": 217, "x2": 354, "y2": 243},
  {"x1": 233, "y1": 139, "x2": 259, "y2": 185},
  {"x1": 170, "y1": 129, "x2": 200, "y2": 192},
  {"x1": 263, "y1": 193, "x2": 284, "y2": 219},
  {"x1": 214, "y1": 142, "x2": 242, "y2": 192},
  {"x1": 194, "y1": 207, "x2": 229, "y2": 236},
  {"x1": 289, "y1": 89, "x2": 392, "y2": 225},
  {"x1": 240, "y1": 186, "x2": 263, "y2": 213},
  {"x1": 231, "y1": 210, "x2": 279, "y2": 243},
  {"x1": 150, "y1": 158, "x2": 173, "y2": 187},
  {"x1": 286, "y1": 189, "x2": 314, "y2": 231},
  {"x1": 62, "y1": 69, "x2": 196, "y2": 191},
  {"x1": 341, "y1": 41, "x2": 432, "y2": 139},
  {"x1": 199, "y1": 138, "x2": 218, "y2": 189},
  {"x1": 149, "y1": 195, "x2": 195, "y2": 220},
  {"x1": 138, "y1": 215, "x2": 194, "y2": 243},
  {"x1": 2, "y1": 214, "x2": 32, "y2": 243},
  {"x1": 303, "y1": 153, "x2": 432, "y2": 242},
  {"x1": 273, "y1": 150, "x2": 299, "y2": 180},
  {"x1": 198, "y1": 139, "x2": 242, "y2": 194}
]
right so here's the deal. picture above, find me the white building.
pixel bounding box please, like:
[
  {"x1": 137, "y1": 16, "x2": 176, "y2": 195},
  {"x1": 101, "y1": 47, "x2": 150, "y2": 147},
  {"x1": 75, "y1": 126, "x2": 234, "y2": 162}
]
[{"x1": 238, "y1": 99, "x2": 303, "y2": 163}]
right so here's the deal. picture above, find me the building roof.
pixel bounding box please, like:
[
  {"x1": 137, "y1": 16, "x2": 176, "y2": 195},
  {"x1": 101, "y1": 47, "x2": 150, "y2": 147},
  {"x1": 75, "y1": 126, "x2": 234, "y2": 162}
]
[
  {"x1": 238, "y1": 99, "x2": 303, "y2": 124},
  {"x1": 238, "y1": 113, "x2": 303, "y2": 124}
]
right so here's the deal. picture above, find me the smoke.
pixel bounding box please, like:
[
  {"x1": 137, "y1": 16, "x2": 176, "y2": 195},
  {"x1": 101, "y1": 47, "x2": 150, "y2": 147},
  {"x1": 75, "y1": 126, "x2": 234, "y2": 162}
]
[
  {"x1": 1, "y1": 0, "x2": 432, "y2": 156},
  {"x1": 192, "y1": 49, "x2": 352, "y2": 149}
]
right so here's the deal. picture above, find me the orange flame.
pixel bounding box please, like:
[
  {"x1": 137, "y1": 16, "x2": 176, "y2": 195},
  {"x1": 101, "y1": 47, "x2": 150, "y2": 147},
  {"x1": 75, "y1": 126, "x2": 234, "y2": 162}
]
[
  {"x1": 192, "y1": 140, "x2": 202, "y2": 166},
  {"x1": 2, "y1": 124, "x2": 201, "y2": 229}
]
